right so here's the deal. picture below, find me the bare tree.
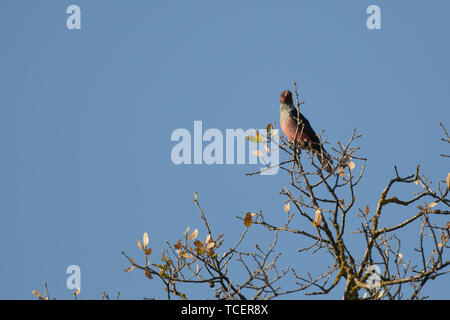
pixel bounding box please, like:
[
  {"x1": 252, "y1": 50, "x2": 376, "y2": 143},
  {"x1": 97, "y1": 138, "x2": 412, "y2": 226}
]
[
  {"x1": 123, "y1": 88, "x2": 449, "y2": 300},
  {"x1": 30, "y1": 83, "x2": 447, "y2": 300}
]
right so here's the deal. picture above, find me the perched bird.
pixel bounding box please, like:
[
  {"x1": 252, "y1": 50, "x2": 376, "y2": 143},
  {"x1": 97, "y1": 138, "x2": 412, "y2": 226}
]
[{"x1": 279, "y1": 90, "x2": 333, "y2": 172}]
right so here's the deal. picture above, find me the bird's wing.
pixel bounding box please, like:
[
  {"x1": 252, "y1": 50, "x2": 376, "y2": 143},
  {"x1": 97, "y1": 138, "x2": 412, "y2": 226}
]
[{"x1": 289, "y1": 107, "x2": 321, "y2": 146}]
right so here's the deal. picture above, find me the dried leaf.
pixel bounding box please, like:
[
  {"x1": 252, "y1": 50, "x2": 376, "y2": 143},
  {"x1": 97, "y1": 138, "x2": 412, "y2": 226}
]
[
  {"x1": 194, "y1": 192, "x2": 198, "y2": 201},
  {"x1": 446, "y1": 222, "x2": 450, "y2": 230},
  {"x1": 428, "y1": 202, "x2": 438, "y2": 208},
  {"x1": 284, "y1": 203, "x2": 290, "y2": 213},
  {"x1": 440, "y1": 233, "x2": 446, "y2": 245},
  {"x1": 265, "y1": 123, "x2": 272, "y2": 133},
  {"x1": 180, "y1": 251, "x2": 193, "y2": 259},
  {"x1": 188, "y1": 228, "x2": 198, "y2": 240},
  {"x1": 253, "y1": 150, "x2": 263, "y2": 157},
  {"x1": 246, "y1": 132, "x2": 263, "y2": 143},
  {"x1": 123, "y1": 266, "x2": 136, "y2": 272},
  {"x1": 206, "y1": 241, "x2": 215, "y2": 249},
  {"x1": 348, "y1": 161, "x2": 355, "y2": 170},
  {"x1": 205, "y1": 234, "x2": 211, "y2": 244},
  {"x1": 32, "y1": 290, "x2": 41, "y2": 299},
  {"x1": 143, "y1": 232, "x2": 149, "y2": 248},
  {"x1": 184, "y1": 226, "x2": 191, "y2": 235},
  {"x1": 313, "y1": 209, "x2": 322, "y2": 227},
  {"x1": 194, "y1": 240, "x2": 202, "y2": 248},
  {"x1": 195, "y1": 246, "x2": 205, "y2": 255},
  {"x1": 365, "y1": 205, "x2": 370, "y2": 214},
  {"x1": 338, "y1": 166, "x2": 345, "y2": 177},
  {"x1": 144, "y1": 248, "x2": 152, "y2": 255},
  {"x1": 137, "y1": 239, "x2": 144, "y2": 251},
  {"x1": 398, "y1": 253, "x2": 403, "y2": 260},
  {"x1": 339, "y1": 199, "x2": 345, "y2": 205},
  {"x1": 244, "y1": 212, "x2": 254, "y2": 228},
  {"x1": 446, "y1": 173, "x2": 450, "y2": 189},
  {"x1": 145, "y1": 268, "x2": 153, "y2": 279},
  {"x1": 74, "y1": 288, "x2": 81, "y2": 296},
  {"x1": 174, "y1": 241, "x2": 183, "y2": 250}
]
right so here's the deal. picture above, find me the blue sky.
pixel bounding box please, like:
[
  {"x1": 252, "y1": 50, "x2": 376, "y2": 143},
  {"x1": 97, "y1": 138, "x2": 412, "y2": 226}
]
[{"x1": 0, "y1": 0, "x2": 448, "y2": 299}]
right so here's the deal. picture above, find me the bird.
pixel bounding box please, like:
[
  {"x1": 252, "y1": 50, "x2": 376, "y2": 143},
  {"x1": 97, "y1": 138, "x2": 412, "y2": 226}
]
[{"x1": 279, "y1": 90, "x2": 333, "y2": 172}]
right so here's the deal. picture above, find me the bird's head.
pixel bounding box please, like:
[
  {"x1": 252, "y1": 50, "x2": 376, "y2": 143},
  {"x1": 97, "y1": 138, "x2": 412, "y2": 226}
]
[{"x1": 280, "y1": 90, "x2": 293, "y2": 105}]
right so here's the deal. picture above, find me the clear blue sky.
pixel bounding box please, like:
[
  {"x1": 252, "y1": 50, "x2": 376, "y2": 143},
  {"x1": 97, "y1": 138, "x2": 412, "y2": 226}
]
[{"x1": 0, "y1": 0, "x2": 448, "y2": 299}]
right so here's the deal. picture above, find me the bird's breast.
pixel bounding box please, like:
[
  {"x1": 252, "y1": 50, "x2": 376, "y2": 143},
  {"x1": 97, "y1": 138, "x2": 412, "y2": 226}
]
[{"x1": 280, "y1": 108, "x2": 310, "y2": 143}]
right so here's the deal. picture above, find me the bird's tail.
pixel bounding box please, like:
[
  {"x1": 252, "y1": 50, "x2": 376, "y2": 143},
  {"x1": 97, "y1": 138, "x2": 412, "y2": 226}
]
[{"x1": 314, "y1": 145, "x2": 333, "y2": 173}]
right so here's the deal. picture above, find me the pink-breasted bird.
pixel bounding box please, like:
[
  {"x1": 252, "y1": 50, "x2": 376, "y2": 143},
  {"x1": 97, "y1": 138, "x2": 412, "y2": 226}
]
[{"x1": 279, "y1": 90, "x2": 333, "y2": 172}]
